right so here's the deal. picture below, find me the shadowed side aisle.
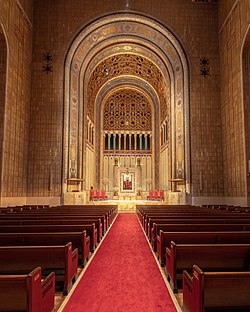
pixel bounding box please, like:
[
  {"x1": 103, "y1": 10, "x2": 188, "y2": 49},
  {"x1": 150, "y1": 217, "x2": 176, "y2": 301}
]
[{"x1": 62, "y1": 213, "x2": 178, "y2": 312}]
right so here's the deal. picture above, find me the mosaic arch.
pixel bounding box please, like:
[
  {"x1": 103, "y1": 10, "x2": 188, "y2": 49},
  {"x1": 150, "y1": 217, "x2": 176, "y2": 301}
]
[
  {"x1": 95, "y1": 81, "x2": 157, "y2": 187},
  {"x1": 64, "y1": 13, "x2": 190, "y2": 193},
  {"x1": 90, "y1": 53, "x2": 164, "y2": 188},
  {"x1": 83, "y1": 43, "x2": 170, "y2": 189}
]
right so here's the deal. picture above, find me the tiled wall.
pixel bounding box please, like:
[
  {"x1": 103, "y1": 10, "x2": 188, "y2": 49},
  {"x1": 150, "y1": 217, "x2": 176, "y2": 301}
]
[
  {"x1": 0, "y1": 32, "x2": 7, "y2": 194},
  {"x1": 242, "y1": 45, "x2": 250, "y2": 204},
  {"x1": 219, "y1": 0, "x2": 250, "y2": 203},
  {"x1": 28, "y1": 0, "x2": 223, "y2": 200},
  {"x1": 0, "y1": 0, "x2": 33, "y2": 203}
]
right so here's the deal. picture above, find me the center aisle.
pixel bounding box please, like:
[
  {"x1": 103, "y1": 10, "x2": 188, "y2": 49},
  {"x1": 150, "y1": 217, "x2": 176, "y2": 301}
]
[{"x1": 62, "y1": 213, "x2": 178, "y2": 312}]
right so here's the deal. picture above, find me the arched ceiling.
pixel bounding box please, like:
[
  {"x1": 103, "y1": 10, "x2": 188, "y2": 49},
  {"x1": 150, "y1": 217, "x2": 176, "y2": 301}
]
[
  {"x1": 83, "y1": 38, "x2": 171, "y2": 124},
  {"x1": 103, "y1": 88, "x2": 152, "y2": 131},
  {"x1": 86, "y1": 52, "x2": 169, "y2": 124},
  {"x1": 64, "y1": 13, "x2": 190, "y2": 186}
]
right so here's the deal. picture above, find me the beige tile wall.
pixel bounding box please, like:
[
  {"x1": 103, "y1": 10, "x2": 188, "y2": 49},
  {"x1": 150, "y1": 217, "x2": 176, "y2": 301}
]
[
  {"x1": 28, "y1": 0, "x2": 223, "y2": 199},
  {"x1": 0, "y1": 0, "x2": 32, "y2": 199},
  {"x1": 242, "y1": 47, "x2": 250, "y2": 203},
  {"x1": 219, "y1": 0, "x2": 250, "y2": 200},
  {"x1": 0, "y1": 33, "x2": 7, "y2": 194}
]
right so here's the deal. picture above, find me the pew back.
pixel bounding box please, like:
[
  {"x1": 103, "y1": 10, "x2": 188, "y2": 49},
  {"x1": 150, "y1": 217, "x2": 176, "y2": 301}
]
[
  {"x1": 0, "y1": 267, "x2": 55, "y2": 312},
  {"x1": 183, "y1": 265, "x2": 250, "y2": 312},
  {"x1": 166, "y1": 242, "x2": 250, "y2": 291}
]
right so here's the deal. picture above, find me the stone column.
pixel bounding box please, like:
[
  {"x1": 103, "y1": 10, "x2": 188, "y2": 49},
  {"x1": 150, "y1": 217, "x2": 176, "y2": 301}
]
[
  {"x1": 118, "y1": 132, "x2": 121, "y2": 150},
  {"x1": 113, "y1": 158, "x2": 119, "y2": 196},
  {"x1": 113, "y1": 133, "x2": 116, "y2": 150},
  {"x1": 139, "y1": 134, "x2": 142, "y2": 150},
  {"x1": 107, "y1": 133, "x2": 111, "y2": 150},
  {"x1": 136, "y1": 157, "x2": 142, "y2": 196},
  {"x1": 145, "y1": 133, "x2": 148, "y2": 150}
]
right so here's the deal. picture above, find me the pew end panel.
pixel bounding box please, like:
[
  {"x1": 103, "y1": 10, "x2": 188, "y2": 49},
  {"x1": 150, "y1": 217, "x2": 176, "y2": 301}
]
[
  {"x1": 182, "y1": 270, "x2": 194, "y2": 312},
  {"x1": 0, "y1": 267, "x2": 55, "y2": 312},
  {"x1": 183, "y1": 265, "x2": 250, "y2": 312},
  {"x1": 64, "y1": 242, "x2": 78, "y2": 295},
  {"x1": 28, "y1": 267, "x2": 44, "y2": 312},
  {"x1": 156, "y1": 230, "x2": 165, "y2": 266},
  {"x1": 166, "y1": 241, "x2": 177, "y2": 292},
  {"x1": 41, "y1": 272, "x2": 55, "y2": 312},
  {"x1": 82, "y1": 230, "x2": 90, "y2": 267},
  {"x1": 166, "y1": 242, "x2": 250, "y2": 293},
  {"x1": 0, "y1": 243, "x2": 78, "y2": 297}
]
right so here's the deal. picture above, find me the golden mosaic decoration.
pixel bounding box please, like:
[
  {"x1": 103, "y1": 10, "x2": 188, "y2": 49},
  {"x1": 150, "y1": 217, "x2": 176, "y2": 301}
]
[
  {"x1": 87, "y1": 53, "x2": 169, "y2": 123},
  {"x1": 103, "y1": 89, "x2": 152, "y2": 131}
]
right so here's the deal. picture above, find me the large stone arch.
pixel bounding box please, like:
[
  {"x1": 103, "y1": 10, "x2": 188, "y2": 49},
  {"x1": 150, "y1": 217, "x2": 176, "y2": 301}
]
[
  {"x1": 95, "y1": 77, "x2": 159, "y2": 189},
  {"x1": 63, "y1": 13, "x2": 190, "y2": 198}
]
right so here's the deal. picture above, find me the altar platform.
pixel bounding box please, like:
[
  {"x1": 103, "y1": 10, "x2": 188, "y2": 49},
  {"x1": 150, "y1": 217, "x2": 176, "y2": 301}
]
[
  {"x1": 90, "y1": 200, "x2": 167, "y2": 212},
  {"x1": 89, "y1": 191, "x2": 184, "y2": 211}
]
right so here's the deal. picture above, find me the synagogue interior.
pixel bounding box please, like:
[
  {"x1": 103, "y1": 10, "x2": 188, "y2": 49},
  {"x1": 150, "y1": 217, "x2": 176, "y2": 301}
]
[
  {"x1": 1, "y1": 0, "x2": 250, "y2": 208},
  {"x1": 1, "y1": 1, "x2": 250, "y2": 311}
]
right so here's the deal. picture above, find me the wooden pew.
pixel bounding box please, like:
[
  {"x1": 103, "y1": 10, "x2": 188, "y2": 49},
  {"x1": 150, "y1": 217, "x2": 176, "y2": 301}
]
[
  {"x1": 0, "y1": 223, "x2": 97, "y2": 252},
  {"x1": 142, "y1": 211, "x2": 246, "y2": 231},
  {"x1": 0, "y1": 205, "x2": 49, "y2": 213},
  {"x1": 148, "y1": 217, "x2": 250, "y2": 243},
  {"x1": 136, "y1": 205, "x2": 221, "y2": 224},
  {"x1": 0, "y1": 214, "x2": 107, "y2": 235},
  {"x1": 166, "y1": 242, "x2": 250, "y2": 292},
  {"x1": 157, "y1": 231, "x2": 250, "y2": 266},
  {"x1": 182, "y1": 265, "x2": 250, "y2": 312},
  {"x1": 0, "y1": 218, "x2": 103, "y2": 242},
  {"x1": 0, "y1": 243, "x2": 78, "y2": 295},
  {"x1": 149, "y1": 218, "x2": 250, "y2": 247},
  {"x1": 0, "y1": 231, "x2": 90, "y2": 267},
  {"x1": 22, "y1": 204, "x2": 118, "y2": 224},
  {"x1": 152, "y1": 223, "x2": 250, "y2": 252},
  {"x1": 1, "y1": 212, "x2": 109, "y2": 232},
  {"x1": 136, "y1": 205, "x2": 204, "y2": 224},
  {"x1": 157, "y1": 224, "x2": 250, "y2": 264},
  {"x1": 0, "y1": 267, "x2": 55, "y2": 312}
]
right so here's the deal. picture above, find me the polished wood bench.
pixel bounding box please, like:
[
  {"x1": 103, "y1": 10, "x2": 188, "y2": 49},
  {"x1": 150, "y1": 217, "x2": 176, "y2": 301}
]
[
  {"x1": 142, "y1": 211, "x2": 247, "y2": 231},
  {"x1": 157, "y1": 230, "x2": 250, "y2": 266},
  {"x1": 136, "y1": 205, "x2": 206, "y2": 225},
  {"x1": 0, "y1": 214, "x2": 107, "y2": 234},
  {"x1": 182, "y1": 265, "x2": 250, "y2": 312},
  {"x1": 0, "y1": 223, "x2": 97, "y2": 252},
  {"x1": 148, "y1": 217, "x2": 250, "y2": 244},
  {"x1": 166, "y1": 242, "x2": 250, "y2": 292},
  {"x1": 0, "y1": 243, "x2": 78, "y2": 295},
  {"x1": 0, "y1": 231, "x2": 90, "y2": 267},
  {"x1": 0, "y1": 218, "x2": 103, "y2": 241},
  {"x1": 0, "y1": 267, "x2": 55, "y2": 312},
  {"x1": 152, "y1": 222, "x2": 250, "y2": 252},
  {"x1": 136, "y1": 205, "x2": 232, "y2": 225}
]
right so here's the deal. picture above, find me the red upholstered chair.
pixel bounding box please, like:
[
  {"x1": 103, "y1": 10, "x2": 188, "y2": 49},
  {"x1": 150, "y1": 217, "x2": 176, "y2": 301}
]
[
  {"x1": 101, "y1": 190, "x2": 108, "y2": 200},
  {"x1": 152, "y1": 191, "x2": 158, "y2": 200},
  {"x1": 90, "y1": 191, "x2": 95, "y2": 201},
  {"x1": 94, "y1": 191, "x2": 101, "y2": 200},
  {"x1": 158, "y1": 190, "x2": 164, "y2": 201},
  {"x1": 147, "y1": 190, "x2": 153, "y2": 200}
]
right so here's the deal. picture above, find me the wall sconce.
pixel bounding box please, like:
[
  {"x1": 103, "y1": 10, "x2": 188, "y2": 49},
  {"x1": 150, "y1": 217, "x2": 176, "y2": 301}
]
[
  {"x1": 200, "y1": 57, "x2": 210, "y2": 77},
  {"x1": 199, "y1": 171, "x2": 203, "y2": 191},
  {"x1": 43, "y1": 53, "x2": 53, "y2": 74}
]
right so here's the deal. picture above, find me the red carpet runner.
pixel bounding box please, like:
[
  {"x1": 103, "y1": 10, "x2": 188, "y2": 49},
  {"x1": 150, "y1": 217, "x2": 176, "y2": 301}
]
[{"x1": 63, "y1": 213, "x2": 177, "y2": 312}]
